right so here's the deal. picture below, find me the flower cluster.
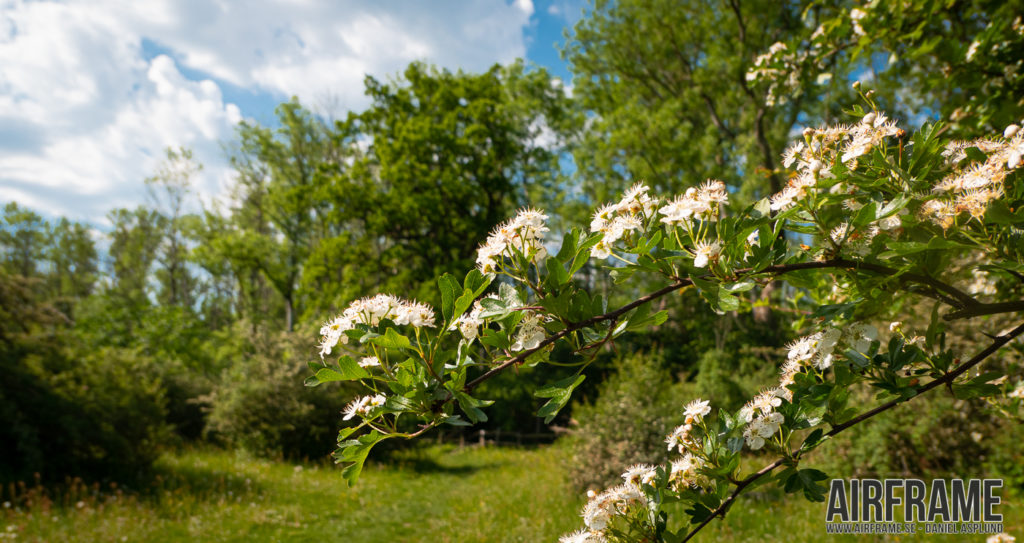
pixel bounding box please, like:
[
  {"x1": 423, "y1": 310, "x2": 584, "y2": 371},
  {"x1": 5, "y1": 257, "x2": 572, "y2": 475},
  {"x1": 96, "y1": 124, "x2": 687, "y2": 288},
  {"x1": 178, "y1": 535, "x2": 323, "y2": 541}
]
[
  {"x1": 511, "y1": 311, "x2": 547, "y2": 352},
  {"x1": 590, "y1": 183, "x2": 659, "y2": 259},
  {"x1": 657, "y1": 179, "x2": 728, "y2": 226},
  {"x1": 745, "y1": 41, "x2": 811, "y2": 107},
  {"x1": 342, "y1": 394, "x2": 386, "y2": 421},
  {"x1": 475, "y1": 208, "x2": 550, "y2": 274},
  {"x1": 739, "y1": 389, "x2": 785, "y2": 450},
  {"x1": 925, "y1": 125, "x2": 1023, "y2": 227},
  {"x1": 319, "y1": 294, "x2": 436, "y2": 358}
]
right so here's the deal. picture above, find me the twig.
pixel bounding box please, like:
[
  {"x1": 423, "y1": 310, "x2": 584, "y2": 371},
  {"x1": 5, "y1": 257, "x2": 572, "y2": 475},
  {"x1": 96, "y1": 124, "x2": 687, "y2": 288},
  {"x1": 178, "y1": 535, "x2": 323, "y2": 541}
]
[{"x1": 679, "y1": 320, "x2": 1024, "y2": 542}]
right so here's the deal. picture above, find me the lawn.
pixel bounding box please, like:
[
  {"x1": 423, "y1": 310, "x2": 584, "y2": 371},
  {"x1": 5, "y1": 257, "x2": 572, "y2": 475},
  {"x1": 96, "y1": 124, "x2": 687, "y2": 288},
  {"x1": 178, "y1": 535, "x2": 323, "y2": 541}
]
[{"x1": 2, "y1": 444, "x2": 1020, "y2": 542}]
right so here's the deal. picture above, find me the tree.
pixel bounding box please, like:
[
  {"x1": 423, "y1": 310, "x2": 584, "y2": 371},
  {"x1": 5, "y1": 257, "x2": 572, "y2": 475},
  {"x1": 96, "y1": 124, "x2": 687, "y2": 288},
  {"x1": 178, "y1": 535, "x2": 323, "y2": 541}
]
[
  {"x1": 305, "y1": 61, "x2": 576, "y2": 310},
  {"x1": 309, "y1": 91, "x2": 1024, "y2": 540},
  {"x1": 146, "y1": 147, "x2": 201, "y2": 309}
]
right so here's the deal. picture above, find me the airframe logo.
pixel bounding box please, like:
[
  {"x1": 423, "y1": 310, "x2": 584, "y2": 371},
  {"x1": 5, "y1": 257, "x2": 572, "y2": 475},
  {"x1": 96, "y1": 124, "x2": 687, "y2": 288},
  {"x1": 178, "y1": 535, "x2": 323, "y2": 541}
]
[{"x1": 824, "y1": 479, "x2": 1004, "y2": 535}]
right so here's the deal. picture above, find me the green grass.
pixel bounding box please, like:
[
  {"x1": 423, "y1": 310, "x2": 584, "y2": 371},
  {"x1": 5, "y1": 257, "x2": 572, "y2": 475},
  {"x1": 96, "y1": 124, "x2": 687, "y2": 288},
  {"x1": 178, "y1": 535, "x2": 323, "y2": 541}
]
[
  {"x1": 2, "y1": 445, "x2": 1021, "y2": 542},
  {"x1": 1, "y1": 445, "x2": 582, "y2": 542}
]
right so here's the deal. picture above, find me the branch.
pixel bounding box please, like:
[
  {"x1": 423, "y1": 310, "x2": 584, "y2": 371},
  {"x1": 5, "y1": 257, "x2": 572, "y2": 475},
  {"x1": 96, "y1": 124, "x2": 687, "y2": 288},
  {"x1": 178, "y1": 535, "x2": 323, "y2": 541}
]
[
  {"x1": 462, "y1": 257, "x2": 990, "y2": 394},
  {"x1": 679, "y1": 320, "x2": 1024, "y2": 542}
]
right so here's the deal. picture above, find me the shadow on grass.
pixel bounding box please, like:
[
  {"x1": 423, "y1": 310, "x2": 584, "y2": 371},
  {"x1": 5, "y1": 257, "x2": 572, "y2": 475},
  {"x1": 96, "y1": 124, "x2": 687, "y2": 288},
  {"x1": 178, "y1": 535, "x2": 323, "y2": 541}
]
[{"x1": 384, "y1": 455, "x2": 502, "y2": 475}]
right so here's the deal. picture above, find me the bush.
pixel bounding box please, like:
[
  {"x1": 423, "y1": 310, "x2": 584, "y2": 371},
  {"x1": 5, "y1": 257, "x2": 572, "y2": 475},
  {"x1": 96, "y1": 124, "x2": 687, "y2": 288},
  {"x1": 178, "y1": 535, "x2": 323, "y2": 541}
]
[
  {"x1": 0, "y1": 272, "x2": 169, "y2": 484},
  {"x1": 202, "y1": 321, "x2": 356, "y2": 459},
  {"x1": 566, "y1": 352, "x2": 686, "y2": 492},
  {"x1": 0, "y1": 346, "x2": 168, "y2": 484}
]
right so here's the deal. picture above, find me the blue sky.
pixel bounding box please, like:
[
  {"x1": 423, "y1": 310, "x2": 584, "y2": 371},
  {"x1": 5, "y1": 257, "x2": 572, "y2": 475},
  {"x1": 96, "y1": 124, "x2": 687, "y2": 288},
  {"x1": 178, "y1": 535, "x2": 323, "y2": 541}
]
[{"x1": 0, "y1": 0, "x2": 585, "y2": 224}]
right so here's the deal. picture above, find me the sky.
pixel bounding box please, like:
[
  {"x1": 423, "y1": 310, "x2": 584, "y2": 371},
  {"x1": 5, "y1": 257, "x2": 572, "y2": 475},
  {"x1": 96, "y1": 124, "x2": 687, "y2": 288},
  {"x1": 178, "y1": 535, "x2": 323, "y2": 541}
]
[{"x1": 0, "y1": 0, "x2": 586, "y2": 225}]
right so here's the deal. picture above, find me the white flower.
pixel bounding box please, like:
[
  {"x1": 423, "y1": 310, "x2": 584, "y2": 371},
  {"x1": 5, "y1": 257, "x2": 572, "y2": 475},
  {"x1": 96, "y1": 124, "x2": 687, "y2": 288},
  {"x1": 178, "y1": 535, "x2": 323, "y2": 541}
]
[
  {"x1": 889, "y1": 322, "x2": 901, "y2": 333},
  {"x1": 342, "y1": 394, "x2": 386, "y2": 421},
  {"x1": 560, "y1": 529, "x2": 605, "y2": 543},
  {"x1": 358, "y1": 356, "x2": 380, "y2": 368},
  {"x1": 665, "y1": 423, "x2": 695, "y2": 452},
  {"x1": 847, "y1": 323, "x2": 878, "y2": 353},
  {"x1": 684, "y1": 398, "x2": 712, "y2": 424},
  {"x1": 318, "y1": 295, "x2": 436, "y2": 358},
  {"x1": 1005, "y1": 124, "x2": 1020, "y2": 139},
  {"x1": 475, "y1": 208, "x2": 549, "y2": 273},
  {"x1": 511, "y1": 313, "x2": 546, "y2": 352},
  {"x1": 1009, "y1": 383, "x2": 1024, "y2": 400},
  {"x1": 693, "y1": 240, "x2": 722, "y2": 268},
  {"x1": 622, "y1": 464, "x2": 657, "y2": 489},
  {"x1": 987, "y1": 534, "x2": 1016, "y2": 543}
]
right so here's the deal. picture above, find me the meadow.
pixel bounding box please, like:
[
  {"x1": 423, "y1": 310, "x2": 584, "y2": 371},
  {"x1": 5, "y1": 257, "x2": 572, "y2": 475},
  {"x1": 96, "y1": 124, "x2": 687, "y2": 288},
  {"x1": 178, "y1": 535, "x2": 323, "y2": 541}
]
[{"x1": 2, "y1": 444, "x2": 1020, "y2": 542}]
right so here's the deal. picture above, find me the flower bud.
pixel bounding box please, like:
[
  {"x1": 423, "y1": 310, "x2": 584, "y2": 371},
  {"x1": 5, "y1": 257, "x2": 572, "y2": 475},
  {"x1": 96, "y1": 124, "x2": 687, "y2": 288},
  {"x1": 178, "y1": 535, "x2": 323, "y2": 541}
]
[
  {"x1": 1004, "y1": 124, "x2": 1020, "y2": 139},
  {"x1": 862, "y1": 112, "x2": 877, "y2": 125},
  {"x1": 852, "y1": 81, "x2": 860, "y2": 90},
  {"x1": 802, "y1": 127, "x2": 816, "y2": 139},
  {"x1": 1008, "y1": 151, "x2": 1022, "y2": 169}
]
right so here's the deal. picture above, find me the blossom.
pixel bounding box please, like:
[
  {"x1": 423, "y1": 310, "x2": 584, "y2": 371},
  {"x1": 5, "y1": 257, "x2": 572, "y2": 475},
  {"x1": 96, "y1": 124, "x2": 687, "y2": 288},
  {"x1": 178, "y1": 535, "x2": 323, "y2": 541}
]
[
  {"x1": 658, "y1": 180, "x2": 728, "y2": 228},
  {"x1": 693, "y1": 240, "x2": 722, "y2": 268},
  {"x1": 511, "y1": 312, "x2": 546, "y2": 352},
  {"x1": 621, "y1": 464, "x2": 657, "y2": 489},
  {"x1": 475, "y1": 208, "x2": 550, "y2": 274},
  {"x1": 358, "y1": 356, "x2": 380, "y2": 368},
  {"x1": 318, "y1": 295, "x2": 436, "y2": 358},
  {"x1": 665, "y1": 423, "x2": 696, "y2": 453},
  {"x1": 684, "y1": 398, "x2": 711, "y2": 424},
  {"x1": 987, "y1": 534, "x2": 1016, "y2": 543},
  {"x1": 1009, "y1": 383, "x2": 1024, "y2": 400},
  {"x1": 342, "y1": 394, "x2": 386, "y2": 421}
]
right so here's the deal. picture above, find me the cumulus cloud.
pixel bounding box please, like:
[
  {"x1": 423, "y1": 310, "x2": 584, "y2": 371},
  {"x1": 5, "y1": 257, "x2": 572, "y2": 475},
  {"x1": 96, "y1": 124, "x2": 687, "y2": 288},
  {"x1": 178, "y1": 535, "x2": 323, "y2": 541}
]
[{"x1": 0, "y1": 0, "x2": 534, "y2": 223}]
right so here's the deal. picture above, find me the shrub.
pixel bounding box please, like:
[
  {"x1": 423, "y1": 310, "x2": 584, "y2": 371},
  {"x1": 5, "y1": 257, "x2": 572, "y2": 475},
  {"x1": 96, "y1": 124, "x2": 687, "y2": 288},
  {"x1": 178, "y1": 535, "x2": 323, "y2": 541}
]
[
  {"x1": 202, "y1": 321, "x2": 356, "y2": 459},
  {"x1": 566, "y1": 353, "x2": 685, "y2": 492}
]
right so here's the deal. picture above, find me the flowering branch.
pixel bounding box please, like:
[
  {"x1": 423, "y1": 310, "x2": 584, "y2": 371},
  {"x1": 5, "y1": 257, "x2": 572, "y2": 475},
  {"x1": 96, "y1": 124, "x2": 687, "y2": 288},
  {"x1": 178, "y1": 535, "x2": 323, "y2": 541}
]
[{"x1": 679, "y1": 320, "x2": 1024, "y2": 542}]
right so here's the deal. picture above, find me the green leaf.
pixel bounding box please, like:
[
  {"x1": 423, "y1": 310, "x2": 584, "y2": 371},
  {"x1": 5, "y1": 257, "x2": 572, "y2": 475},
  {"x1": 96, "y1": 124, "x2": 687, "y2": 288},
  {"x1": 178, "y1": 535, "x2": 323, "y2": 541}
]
[
  {"x1": 335, "y1": 430, "x2": 384, "y2": 487},
  {"x1": 535, "y1": 374, "x2": 586, "y2": 423},
  {"x1": 309, "y1": 356, "x2": 370, "y2": 385},
  {"x1": 438, "y1": 273, "x2": 461, "y2": 322},
  {"x1": 369, "y1": 328, "x2": 413, "y2": 350}
]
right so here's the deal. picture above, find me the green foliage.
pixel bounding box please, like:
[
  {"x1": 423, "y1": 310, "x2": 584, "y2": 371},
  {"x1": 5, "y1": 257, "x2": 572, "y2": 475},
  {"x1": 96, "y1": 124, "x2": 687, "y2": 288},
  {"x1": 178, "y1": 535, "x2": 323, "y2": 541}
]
[
  {"x1": 0, "y1": 271, "x2": 168, "y2": 483},
  {"x1": 567, "y1": 354, "x2": 685, "y2": 491},
  {"x1": 203, "y1": 321, "x2": 355, "y2": 459}
]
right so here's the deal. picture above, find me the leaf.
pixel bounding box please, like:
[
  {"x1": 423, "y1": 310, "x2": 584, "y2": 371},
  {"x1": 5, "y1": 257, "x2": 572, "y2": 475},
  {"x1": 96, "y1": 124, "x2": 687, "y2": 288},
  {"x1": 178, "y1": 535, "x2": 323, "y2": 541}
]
[
  {"x1": 369, "y1": 328, "x2": 413, "y2": 350},
  {"x1": 335, "y1": 430, "x2": 384, "y2": 487},
  {"x1": 535, "y1": 374, "x2": 585, "y2": 423},
  {"x1": 438, "y1": 273, "x2": 461, "y2": 322},
  {"x1": 308, "y1": 356, "x2": 370, "y2": 386}
]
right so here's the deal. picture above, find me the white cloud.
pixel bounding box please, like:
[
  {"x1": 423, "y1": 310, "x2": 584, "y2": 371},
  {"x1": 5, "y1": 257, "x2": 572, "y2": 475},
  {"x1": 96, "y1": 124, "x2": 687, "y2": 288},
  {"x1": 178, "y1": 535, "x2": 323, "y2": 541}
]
[{"x1": 0, "y1": 0, "x2": 534, "y2": 223}]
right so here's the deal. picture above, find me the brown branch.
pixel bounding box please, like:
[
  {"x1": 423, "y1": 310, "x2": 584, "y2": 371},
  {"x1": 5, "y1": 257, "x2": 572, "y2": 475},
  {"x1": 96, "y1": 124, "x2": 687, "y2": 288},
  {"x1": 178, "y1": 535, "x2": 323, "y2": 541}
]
[
  {"x1": 942, "y1": 300, "x2": 1024, "y2": 321},
  {"x1": 462, "y1": 258, "x2": 986, "y2": 394},
  {"x1": 679, "y1": 320, "x2": 1024, "y2": 542}
]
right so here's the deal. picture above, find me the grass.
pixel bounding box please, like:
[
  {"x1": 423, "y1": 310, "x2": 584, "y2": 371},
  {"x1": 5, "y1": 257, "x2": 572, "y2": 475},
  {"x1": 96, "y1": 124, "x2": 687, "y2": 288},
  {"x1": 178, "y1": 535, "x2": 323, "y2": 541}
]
[{"x1": 1, "y1": 444, "x2": 1021, "y2": 542}]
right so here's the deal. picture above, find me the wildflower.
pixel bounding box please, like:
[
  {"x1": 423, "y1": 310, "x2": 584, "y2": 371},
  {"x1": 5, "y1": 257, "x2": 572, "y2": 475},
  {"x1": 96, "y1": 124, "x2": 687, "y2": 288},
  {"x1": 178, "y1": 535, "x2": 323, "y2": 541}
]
[
  {"x1": 889, "y1": 322, "x2": 901, "y2": 333},
  {"x1": 318, "y1": 295, "x2": 436, "y2": 358},
  {"x1": 1009, "y1": 383, "x2": 1024, "y2": 400},
  {"x1": 622, "y1": 464, "x2": 657, "y2": 489},
  {"x1": 475, "y1": 208, "x2": 549, "y2": 274},
  {"x1": 693, "y1": 240, "x2": 721, "y2": 268},
  {"x1": 666, "y1": 423, "x2": 696, "y2": 453},
  {"x1": 511, "y1": 312, "x2": 546, "y2": 352},
  {"x1": 987, "y1": 534, "x2": 1016, "y2": 543},
  {"x1": 358, "y1": 356, "x2": 380, "y2": 368},
  {"x1": 342, "y1": 394, "x2": 386, "y2": 421},
  {"x1": 582, "y1": 493, "x2": 614, "y2": 531},
  {"x1": 847, "y1": 323, "x2": 878, "y2": 353},
  {"x1": 684, "y1": 398, "x2": 712, "y2": 424}
]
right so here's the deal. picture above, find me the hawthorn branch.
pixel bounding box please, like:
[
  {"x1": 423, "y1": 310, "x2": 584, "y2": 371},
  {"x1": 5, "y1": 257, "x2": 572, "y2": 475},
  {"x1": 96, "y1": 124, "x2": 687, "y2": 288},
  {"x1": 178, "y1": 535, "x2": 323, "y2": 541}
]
[
  {"x1": 679, "y1": 320, "x2": 1024, "y2": 542},
  {"x1": 462, "y1": 257, "x2": 995, "y2": 394}
]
